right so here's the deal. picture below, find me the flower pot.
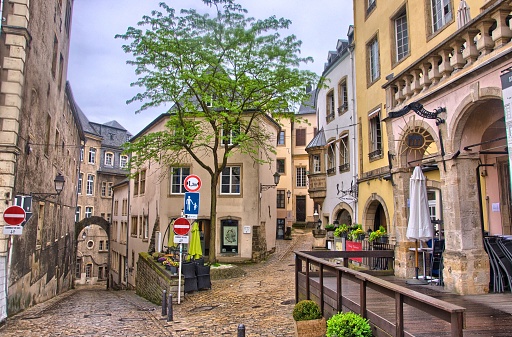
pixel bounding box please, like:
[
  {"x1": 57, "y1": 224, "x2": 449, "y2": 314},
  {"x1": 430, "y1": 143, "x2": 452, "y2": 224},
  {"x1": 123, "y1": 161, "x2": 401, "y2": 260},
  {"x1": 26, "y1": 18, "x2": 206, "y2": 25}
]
[
  {"x1": 294, "y1": 317, "x2": 326, "y2": 337},
  {"x1": 377, "y1": 236, "x2": 389, "y2": 244}
]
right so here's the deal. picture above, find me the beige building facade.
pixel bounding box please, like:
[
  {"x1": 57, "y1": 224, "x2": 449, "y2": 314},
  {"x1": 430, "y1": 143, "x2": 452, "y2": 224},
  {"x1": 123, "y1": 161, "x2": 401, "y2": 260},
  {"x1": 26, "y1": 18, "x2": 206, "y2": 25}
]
[
  {"x1": 354, "y1": 0, "x2": 512, "y2": 294},
  {"x1": 116, "y1": 112, "x2": 280, "y2": 285},
  {"x1": 0, "y1": 0, "x2": 84, "y2": 319}
]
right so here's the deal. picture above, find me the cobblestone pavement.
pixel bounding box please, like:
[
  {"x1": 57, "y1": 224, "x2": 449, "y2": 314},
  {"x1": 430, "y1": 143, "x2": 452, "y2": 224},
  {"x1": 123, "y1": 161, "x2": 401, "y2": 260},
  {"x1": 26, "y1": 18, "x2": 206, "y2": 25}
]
[{"x1": 0, "y1": 229, "x2": 313, "y2": 336}]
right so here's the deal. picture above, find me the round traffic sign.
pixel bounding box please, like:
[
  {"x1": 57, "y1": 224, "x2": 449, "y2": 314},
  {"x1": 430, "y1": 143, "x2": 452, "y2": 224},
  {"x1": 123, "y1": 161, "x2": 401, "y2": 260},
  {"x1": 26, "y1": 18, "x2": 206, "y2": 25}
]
[
  {"x1": 184, "y1": 175, "x2": 202, "y2": 192},
  {"x1": 173, "y1": 217, "x2": 191, "y2": 235},
  {"x1": 3, "y1": 205, "x2": 26, "y2": 225}
]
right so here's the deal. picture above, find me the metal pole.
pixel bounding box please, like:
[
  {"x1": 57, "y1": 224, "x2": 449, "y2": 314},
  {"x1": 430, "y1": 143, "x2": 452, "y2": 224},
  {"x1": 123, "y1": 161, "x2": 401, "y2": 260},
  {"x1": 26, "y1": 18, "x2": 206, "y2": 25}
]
[
  {"x1": 167, "y1": 293, "x2": 173, "y2": 322},
  {"x1": 178, "y1": 243, "x2": 182, "y2": 304},
  {"x1": 237, "y1": 324, "x2": 245, "y2": 337},
  {"x1": 161, "y1": 290, "x2": 167, "y2": 316}
]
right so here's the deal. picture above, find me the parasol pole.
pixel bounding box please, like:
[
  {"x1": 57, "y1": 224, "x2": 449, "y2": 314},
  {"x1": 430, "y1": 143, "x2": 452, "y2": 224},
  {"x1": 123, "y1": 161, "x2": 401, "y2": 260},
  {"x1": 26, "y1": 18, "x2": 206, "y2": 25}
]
[{"x1": 414, "y1": 240, "x2": 420, "y2": 279}]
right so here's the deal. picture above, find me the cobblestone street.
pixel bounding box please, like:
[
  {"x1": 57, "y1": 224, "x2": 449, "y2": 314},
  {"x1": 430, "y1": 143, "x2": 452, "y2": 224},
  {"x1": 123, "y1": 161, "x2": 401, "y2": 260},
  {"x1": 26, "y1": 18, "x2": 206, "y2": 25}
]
[{"x1": 0, "y1": 230, "x2": 313, "y2": 336}]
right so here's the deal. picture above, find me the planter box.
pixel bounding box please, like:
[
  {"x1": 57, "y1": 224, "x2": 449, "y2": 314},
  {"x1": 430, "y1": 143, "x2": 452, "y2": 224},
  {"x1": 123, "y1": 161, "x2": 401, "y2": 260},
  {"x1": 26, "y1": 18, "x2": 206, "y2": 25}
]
[{"x1": 294, "y1": 317, "x2": 326, "y2": 337}]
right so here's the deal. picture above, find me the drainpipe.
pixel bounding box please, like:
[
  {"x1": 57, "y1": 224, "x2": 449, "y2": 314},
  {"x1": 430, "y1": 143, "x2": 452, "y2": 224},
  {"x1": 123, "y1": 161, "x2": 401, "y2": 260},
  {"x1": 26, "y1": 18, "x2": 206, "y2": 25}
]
[
  {"x1": 349, "y1": 43, "x2": 358, "y2": 222},
  {"x1": 477, "y1": 163, "x2": 494, "y2": 238},
  {"x1": 126, "y1": 181, "x2": 130, "y2": 289}
]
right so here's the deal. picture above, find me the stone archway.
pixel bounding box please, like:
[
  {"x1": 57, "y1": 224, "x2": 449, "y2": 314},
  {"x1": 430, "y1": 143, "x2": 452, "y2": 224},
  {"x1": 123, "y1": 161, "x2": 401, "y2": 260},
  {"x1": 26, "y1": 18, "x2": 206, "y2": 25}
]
[
  {"x1": 361, "y1": 194, "x2": 390, "y2": 234},
  {"x1": 332, "y1": 202, "x2": 353, "y2": 226},
  {"x1": 75, "y1": 216, "x2": 111, "y2": 288}
]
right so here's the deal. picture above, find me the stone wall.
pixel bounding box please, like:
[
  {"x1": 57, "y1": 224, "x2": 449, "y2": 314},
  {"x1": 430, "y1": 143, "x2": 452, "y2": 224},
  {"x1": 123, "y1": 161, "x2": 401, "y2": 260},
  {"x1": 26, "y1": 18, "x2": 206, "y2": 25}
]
[{"x1": 136, "y1": 253, "x2": 183, "y2": 305}]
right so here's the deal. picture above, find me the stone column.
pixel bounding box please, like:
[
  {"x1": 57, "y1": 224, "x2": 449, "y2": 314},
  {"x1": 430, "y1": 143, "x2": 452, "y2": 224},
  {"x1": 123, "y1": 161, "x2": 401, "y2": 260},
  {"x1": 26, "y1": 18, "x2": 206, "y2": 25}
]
[
  {"x1": 0, "y1": 1, "x2": 30, "y2": 256},
  {"x1": 440, "y1": 157, "x2": 489, "y2": 294},
  {"x1": 392, "y1": 169, "x2": 416, "y2": 279}
]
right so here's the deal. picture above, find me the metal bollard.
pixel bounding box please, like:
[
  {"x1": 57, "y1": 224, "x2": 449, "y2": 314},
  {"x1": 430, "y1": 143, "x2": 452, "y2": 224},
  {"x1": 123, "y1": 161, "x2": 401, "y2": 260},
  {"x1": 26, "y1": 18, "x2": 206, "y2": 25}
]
[
  {"x1": 167, "y1": 293, "x2": 173, "y2": 322},
  {"x1": 237, "y1": 324, "x2": 245, "y2": 337},
  {"x1": 161, "y1": 290, "x2": 167, "y2": 316}
]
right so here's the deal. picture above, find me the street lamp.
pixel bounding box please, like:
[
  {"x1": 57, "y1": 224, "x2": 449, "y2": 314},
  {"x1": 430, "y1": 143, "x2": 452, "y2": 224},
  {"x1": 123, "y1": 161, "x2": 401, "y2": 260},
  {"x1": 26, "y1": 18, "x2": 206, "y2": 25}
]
[
  {"x1": 260, "y1": 172, "x2": 281, "y2": 193},
  {"x1": 31, "y1": 173, "x2": 66, "y2": 201},
  {"x1": 286, "y1": 190, "x2": 291, "y2": 204}
]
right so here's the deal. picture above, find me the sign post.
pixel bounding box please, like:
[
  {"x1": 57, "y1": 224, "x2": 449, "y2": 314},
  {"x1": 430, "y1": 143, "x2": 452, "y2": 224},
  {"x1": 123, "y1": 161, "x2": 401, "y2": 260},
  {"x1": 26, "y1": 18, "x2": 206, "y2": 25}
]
[
  {"x1": 173, "y1": 217, "x2": 191, "y2": 304},
  {"x1": 3, "y1": 205, "x2": 26, "y2": 235}
]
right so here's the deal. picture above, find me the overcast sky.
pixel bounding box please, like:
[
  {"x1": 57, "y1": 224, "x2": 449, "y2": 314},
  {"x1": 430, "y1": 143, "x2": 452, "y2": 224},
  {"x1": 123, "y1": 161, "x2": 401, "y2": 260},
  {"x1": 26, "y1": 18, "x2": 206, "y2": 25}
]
[{"x1": 67, "y1": 0, "x2": 353, "y2": 136}]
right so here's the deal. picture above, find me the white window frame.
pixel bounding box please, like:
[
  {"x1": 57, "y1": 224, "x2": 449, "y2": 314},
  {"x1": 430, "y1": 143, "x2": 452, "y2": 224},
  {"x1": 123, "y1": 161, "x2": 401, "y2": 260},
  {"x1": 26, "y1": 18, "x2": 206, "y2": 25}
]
[
  {"x1": 369, "y1": 109, "x2": 382, "y2": 155},
  {"x1": 369, "y1": 37, "x2": 380, "y2": 82},
  {"x1": 75, "y1": 206, "x2": 81, "y2": 222},
  {"x1": 78, "y1": 172, "x2": 83, "y2": 194},
  {"x1": 395, "y1": 9, "x2": 409, "y2": 61},
  {"x1": 431, "y1": 0, "x2": 452, "y2": 33},
  {"x1": 170, "y1": 167, "x2": 190, "y2": 194},
  {"x1": 340, "y1": 135, "x2": 350, "y2": 167},
  {"x1": 86, "y1": 174, "x2": 94, "y2": 195},
  {"x1": 220, "y1": 166, "x2": 241, "y2": 195},
  {"x1": 296, "y1": 167, "x2": 307, "y2": 187},
  {"x1": 85, "y1": 206, "x2": 93, "y2": 218},
  {"x1": 80, "y1": 148, "x2": 84, "y2": 162},
  {"x1": 313, "y1": 155, "x2": 321, "y2": 173},
  {"x1": 105, "y1": 152, "x2": 114, "y2": 167},
  {"x1": 120, "y1": 155, "x2": 128, "y2": 168},
  {"x1": 88, "y1": 148, "x2": 96, "y2": 164}
]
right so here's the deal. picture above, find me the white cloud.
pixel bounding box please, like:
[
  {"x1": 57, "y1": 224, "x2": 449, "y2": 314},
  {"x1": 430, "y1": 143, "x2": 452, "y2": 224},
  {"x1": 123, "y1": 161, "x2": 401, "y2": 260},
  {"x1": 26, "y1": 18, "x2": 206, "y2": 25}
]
[{"x1": 67, "y1": 0, "x2": 353, "y2": 135}]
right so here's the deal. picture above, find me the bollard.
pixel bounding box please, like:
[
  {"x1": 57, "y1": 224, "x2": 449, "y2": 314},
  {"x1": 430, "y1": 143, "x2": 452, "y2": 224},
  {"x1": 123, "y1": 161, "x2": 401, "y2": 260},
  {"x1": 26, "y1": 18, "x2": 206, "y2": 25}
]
[
  {"x1": 161, "y1": 290, "x2": 167, "y2": 316},
  {"x1": 167, "y1": 293, "x2": 173, "y2": 322},
  {"x1": 237, "y1": 324, "x2": 245, "y2": 337}
]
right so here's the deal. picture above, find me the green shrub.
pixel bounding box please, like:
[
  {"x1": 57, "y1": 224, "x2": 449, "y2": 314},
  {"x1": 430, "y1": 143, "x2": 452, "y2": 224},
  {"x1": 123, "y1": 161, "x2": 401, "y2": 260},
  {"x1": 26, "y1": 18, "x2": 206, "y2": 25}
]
[
  {"x1": 292, "y1": 300, "x2": 322, "y2": 321},
  {"x1": 326, "y1": 311, "x2": 372, "y2": 337}
]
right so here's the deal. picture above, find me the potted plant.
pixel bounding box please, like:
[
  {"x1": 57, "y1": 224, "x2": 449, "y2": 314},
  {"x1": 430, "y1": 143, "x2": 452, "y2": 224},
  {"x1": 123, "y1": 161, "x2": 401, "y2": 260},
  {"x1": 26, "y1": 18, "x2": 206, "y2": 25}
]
[
  {"x1": 325, "y1": 223, "x2": 335, "y2": 232},
  {"x1": 162, "y1": 258, "x2": 179, "y2": 273},
  {"x1": 350, "y1": 225, "x2": 365, "y2": 241},
  {"x1": 333, "y1": 223, "x2": 349, "y2": 238},
  {"x1": 292, "y1": 300, "x2": 326, "y2": 337},
  {"x1": 369, "y1": 225, "x2": 388, "y2": 243},
  {"x1": 326, "y1": 311, "x2": 372, "y2": 337}
]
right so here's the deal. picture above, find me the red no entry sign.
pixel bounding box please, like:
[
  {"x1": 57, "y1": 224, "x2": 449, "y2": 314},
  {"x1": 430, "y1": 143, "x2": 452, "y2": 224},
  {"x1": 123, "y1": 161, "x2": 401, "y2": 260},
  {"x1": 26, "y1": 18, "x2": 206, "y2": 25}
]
[
  {"x1": 3, "y1": 205, "x2": 26, "y2": 225},
  {"x1": 173, "y1": 217, "x2": 191, "y2": 235}
]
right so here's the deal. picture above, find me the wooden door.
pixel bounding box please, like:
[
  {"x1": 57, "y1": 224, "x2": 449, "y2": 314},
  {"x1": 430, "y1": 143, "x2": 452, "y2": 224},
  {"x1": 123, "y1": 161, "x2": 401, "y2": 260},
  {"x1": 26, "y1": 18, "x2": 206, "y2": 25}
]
[{"x1": 296, "y1": 196, "x2": 306, "y2": 222}]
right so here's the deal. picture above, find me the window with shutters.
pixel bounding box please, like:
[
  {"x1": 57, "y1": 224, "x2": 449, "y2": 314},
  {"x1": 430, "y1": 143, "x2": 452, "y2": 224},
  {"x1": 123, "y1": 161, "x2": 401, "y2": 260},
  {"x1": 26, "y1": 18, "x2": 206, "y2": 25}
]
[{"x1": 296, "y1": 129, "x2": 306, "y2": 146}]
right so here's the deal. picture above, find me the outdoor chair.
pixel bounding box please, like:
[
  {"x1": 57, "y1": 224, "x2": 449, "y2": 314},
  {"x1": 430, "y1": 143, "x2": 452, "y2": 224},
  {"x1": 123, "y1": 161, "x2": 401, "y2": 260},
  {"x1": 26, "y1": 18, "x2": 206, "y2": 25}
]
[
  {"x1": 196, "y1": 264, "x2": 211, "y2": 290},
  {"x1": 181, "y1": 262, "x2": 198, "y2": 293}
]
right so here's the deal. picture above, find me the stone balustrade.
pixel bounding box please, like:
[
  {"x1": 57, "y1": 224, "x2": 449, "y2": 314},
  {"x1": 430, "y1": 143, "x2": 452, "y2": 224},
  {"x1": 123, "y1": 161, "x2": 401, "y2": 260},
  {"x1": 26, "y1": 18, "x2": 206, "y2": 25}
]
[{"x1": 384, "y1": 0, "x2": 512, "y2": 110}]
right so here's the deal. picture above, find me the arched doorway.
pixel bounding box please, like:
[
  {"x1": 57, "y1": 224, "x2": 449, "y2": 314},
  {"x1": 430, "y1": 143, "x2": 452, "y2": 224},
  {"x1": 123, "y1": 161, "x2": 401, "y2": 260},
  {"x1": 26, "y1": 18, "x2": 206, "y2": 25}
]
[{"x1": 75, "y1": 216, "x2": 110, "y2": 288}]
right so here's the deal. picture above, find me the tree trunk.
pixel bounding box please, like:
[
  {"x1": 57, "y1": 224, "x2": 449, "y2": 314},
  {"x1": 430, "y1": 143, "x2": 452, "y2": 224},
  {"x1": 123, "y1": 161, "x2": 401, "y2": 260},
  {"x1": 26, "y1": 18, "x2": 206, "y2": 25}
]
[{"x1": 208, "y1": 172, "x2": 219, "y2": 263}]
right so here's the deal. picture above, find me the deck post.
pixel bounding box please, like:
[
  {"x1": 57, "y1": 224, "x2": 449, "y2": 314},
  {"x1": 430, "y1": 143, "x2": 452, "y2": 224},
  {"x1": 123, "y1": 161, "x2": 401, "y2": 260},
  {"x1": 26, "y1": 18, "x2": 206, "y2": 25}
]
[
  {"x1": 295, "y1": 254, "x2": 300, "y2": 303},
  {"x1": 450, "y1": 312, "x2": 464, "y2": 337},
  {"x1": 305, "y1": 258, "x2": 310, "y2": 300},
  {"x1": 395, "y1": 292, "x2": 404, "y2": 337},
  {"x1": 336, "y1": 268, "x2": 342, "y2": 312},
  {"x1": 319, "y1": 264, "x2": 324, "y2": 315}
]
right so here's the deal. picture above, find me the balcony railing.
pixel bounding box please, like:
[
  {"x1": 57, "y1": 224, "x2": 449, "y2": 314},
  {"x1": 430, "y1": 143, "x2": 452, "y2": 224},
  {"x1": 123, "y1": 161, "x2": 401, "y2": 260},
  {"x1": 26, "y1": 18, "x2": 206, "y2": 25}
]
[
  {"x1": 384, "y1": 0, "x2": 512, "y2": 111},
  {"x1": 327, "y1": 167, "x2": 336, "y2": 175},
  {"x1": 338, "y1": 163, "x2": 350, "y2": 172}
]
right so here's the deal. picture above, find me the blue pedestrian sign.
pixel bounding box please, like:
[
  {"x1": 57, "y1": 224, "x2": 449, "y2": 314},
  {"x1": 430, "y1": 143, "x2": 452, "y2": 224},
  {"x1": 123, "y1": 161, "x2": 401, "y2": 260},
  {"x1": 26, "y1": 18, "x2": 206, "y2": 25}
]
[{"x1": 184, "y1": 192, "x2": 199, "y2": 219}]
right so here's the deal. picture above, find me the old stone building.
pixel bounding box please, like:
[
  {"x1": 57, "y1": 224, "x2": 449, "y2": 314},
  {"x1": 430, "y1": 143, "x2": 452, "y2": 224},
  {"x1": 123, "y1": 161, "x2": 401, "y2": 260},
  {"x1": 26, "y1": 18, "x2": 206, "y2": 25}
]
[
  {"x1": 0, "y1": 0, "x2": 82, "y2": 320},
  {"x1": 74, "y1": 109, "x2": 131, "y2": 285}
]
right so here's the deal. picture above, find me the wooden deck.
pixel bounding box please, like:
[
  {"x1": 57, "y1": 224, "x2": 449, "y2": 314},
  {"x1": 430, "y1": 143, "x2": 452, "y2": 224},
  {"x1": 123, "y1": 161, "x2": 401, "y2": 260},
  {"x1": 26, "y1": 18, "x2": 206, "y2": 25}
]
[{"x1": 295, "y1": 250, "x2": 512, "y2": 336}]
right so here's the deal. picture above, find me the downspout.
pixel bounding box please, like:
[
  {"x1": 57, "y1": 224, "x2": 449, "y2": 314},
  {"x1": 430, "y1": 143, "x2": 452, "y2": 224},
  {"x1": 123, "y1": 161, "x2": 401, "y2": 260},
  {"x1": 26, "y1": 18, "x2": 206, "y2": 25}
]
[
  {"x1": 108, "y1": 183, "x2": 114, "y2": 290},
  {"x1": 126, "y1": 181, "x2": 130, "y2": 289},
  {"x1": 477, "y1": 163, "x2": 494, "y2": 238},
  {"x1": 349, "y1": 43, "x2": 358, "y2": 222}
]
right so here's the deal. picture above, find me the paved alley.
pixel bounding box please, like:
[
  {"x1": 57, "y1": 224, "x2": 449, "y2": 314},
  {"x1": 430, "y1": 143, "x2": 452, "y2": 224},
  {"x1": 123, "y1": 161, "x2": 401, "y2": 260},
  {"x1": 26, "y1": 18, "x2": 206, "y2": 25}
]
[{"x1": 0, "y1": 230, "x2": 313, "y2": 337}]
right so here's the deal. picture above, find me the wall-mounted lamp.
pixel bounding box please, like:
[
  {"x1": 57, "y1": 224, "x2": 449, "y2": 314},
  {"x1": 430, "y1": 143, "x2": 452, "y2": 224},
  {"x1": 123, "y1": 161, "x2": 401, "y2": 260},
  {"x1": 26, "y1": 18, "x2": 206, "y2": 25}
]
[
  {"x1": 82, "y1": 230, "x2": 87, "y2": 240},
  {"x1": 313, "y1": 209, "x2": 319, "y2": 223},
  {"x1": 31, "y1": 173, "x2": 65, "y2": 201},
  {"x1": 260, "y1": 172, "x2": 281, "y2": 193},
  {"x1": 287, "y1": 190, "x2": 291, "y2": 204}
]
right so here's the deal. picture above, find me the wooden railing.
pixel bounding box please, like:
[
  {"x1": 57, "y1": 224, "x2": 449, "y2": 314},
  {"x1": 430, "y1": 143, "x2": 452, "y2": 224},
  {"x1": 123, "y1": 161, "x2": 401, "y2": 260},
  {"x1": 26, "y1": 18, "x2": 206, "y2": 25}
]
[{"x1": 295, "y1": 250, "x2": 465, "y2": 337}]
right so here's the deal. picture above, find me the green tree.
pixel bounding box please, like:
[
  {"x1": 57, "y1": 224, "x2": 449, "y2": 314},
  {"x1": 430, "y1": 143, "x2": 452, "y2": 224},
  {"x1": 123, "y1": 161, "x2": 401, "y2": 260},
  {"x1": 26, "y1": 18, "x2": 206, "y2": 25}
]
[{"x1": 117, "y1": 0, "x2": 319, "y2": 262}]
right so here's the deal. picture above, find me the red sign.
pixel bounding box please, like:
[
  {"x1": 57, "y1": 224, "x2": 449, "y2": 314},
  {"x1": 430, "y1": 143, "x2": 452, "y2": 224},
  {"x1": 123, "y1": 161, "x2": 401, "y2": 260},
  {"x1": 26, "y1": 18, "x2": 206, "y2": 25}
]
[
  {"x1": 183, "y1": 175, "x2": 202, "y2": 192},
  {"x1": 3, "y1": 205, "x2": 26, "y2": 225},
  {"x1": 346, "y1": 240, "x2": 363, "y2": 263},
  {"x1": 173, "y1": 217, "x2": 191, "y2": 235}
]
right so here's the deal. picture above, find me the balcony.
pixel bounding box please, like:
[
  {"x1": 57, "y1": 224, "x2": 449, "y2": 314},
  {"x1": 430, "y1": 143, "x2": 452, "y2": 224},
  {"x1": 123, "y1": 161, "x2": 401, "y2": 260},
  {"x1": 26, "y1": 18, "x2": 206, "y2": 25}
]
[
  {"x1": 339, "y1": 163, "x2": 350, "y2": 172},
  {"x1": 384, "y1": 0, "x2": 512, "y2": 111},
  {"x1": 307, "y1": 173, "x2": 326, "y2": 203}
]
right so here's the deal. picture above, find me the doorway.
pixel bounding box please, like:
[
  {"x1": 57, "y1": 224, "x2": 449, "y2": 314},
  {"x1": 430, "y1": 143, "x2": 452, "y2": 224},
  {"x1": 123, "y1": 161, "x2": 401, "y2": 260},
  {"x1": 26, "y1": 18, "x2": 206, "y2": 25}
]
[{"x1": 296, "y1": 196, "x2": 306, "y2": 222}]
